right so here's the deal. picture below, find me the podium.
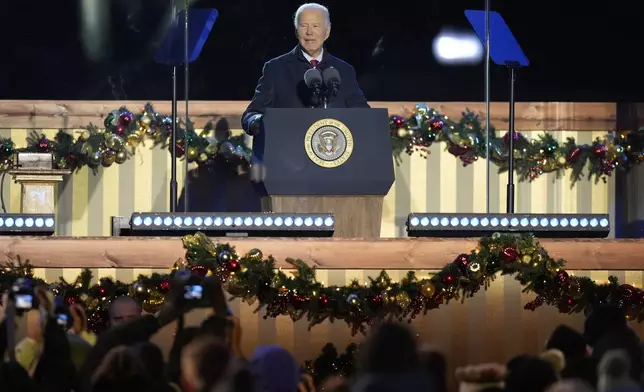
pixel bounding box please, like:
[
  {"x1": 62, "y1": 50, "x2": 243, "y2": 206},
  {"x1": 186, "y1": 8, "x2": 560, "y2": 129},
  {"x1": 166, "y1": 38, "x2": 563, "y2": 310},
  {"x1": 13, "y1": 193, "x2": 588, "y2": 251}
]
[
  {"x1": 9, "y1": 153, "x2": 71, "y2": 213},
  {"x1": 254, "y1": 108, "x2": 394, "y2": 238}
]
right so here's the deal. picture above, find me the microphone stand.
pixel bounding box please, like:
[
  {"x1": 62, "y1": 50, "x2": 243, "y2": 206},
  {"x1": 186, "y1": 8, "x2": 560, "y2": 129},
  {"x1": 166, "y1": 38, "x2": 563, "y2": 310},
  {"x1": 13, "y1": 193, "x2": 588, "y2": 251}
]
[
  {"x1": 505, "y1": 61, "x2": 519, "y2": 214},
  {"x1": 183, "y1": 0, "x2": 190, "y2": 212},
  {"x1": 169, "y1": 0, "x2": 178, "y2": 212}
]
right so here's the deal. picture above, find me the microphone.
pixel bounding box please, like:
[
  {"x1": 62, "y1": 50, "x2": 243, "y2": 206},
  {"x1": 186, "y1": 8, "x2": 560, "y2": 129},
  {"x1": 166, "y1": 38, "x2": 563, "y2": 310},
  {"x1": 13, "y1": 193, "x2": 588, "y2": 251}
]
[
  {"x1": 322, "y1": 67, "x2": 341, "y2": 97},
  {"x1": 304, "y1": 68, "x2": 323, "y2": 108},
  {"x1": 304, "y1": 68, "x2": 323, "y2": 89}
]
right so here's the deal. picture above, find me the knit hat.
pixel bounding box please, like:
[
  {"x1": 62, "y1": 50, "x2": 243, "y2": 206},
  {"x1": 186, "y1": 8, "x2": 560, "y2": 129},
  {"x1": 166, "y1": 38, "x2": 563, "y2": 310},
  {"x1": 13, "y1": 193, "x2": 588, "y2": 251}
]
[
  {"x1": 597, "y1": 349, "x2": 640, "y2": 392},
  {"x1": 251, "y1": 345, "x2": 300, "y2": 392}
]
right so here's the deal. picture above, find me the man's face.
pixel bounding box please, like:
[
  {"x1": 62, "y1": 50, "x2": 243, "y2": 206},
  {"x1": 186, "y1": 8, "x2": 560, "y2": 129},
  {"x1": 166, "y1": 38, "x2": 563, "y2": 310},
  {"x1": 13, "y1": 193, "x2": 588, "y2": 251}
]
[
  {"x1": 296, "y1": 9, "x2": 330, "y2": 56},
  {"x1": 109, "y1": 300, "x2": 141, "y2": 327}
]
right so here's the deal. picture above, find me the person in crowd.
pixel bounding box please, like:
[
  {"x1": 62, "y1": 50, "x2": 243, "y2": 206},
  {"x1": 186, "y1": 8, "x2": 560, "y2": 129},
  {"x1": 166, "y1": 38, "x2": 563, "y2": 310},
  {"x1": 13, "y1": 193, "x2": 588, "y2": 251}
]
[
  {"x1": 251, "y1": 345, "x2": 302, "y2": 392},
  {"x1": 546, "y1": 324, "x2": 597, "y2": 386},
  {"x1": 504, "y1": 355, "x2": 558, "y2": 392},
  {"x1": 90, "y1": 345, "x2": 155, "y2": 392},
  {"x1": 181, "y1": 335, "x2": 232, "y2": 392},
  {"x1": 108, "y1": 296, "x2": 142, "y2": 327},
  {"x1": 352, "y1": 322, "x2": 432, "y2": 392},
  {"x1": 584, "y1": 304, "x2": 642, "y2": 382},
  {"x1": 419, "y1": 345, "x2": 447, "y2": 392}
]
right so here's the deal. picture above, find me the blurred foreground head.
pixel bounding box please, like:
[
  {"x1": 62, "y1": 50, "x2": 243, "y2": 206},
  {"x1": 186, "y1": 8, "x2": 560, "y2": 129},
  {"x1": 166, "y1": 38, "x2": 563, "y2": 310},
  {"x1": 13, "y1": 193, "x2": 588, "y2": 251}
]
[{"x1": 91, "y1": 345, "x2": 154, "y2": 392}]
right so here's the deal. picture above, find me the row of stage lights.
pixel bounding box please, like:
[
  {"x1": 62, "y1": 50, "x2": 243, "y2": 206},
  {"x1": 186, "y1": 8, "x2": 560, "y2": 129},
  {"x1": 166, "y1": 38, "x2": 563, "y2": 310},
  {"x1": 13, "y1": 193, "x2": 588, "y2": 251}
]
[
  {"x1": 0, "y1": 212, "x2": 609, "y2": 238},
  {"x1": 407, "y1": 213, "x2": 610, "y2": 238},
  {"x1": 117, "y1": 212, "x2": 609, "y2": 238}
]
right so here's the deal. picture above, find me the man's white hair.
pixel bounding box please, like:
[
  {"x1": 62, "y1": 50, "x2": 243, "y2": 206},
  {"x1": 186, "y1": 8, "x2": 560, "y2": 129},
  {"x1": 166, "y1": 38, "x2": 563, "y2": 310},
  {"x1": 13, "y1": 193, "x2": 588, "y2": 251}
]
[{"x1": 293, "y1": 3, "x2": 331, "y2": 28}]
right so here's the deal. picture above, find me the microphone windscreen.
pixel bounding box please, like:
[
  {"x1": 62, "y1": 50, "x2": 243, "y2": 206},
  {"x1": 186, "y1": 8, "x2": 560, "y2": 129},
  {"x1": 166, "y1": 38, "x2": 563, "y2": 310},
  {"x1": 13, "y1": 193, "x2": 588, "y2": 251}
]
[
  {"x1": 322, "y1": 66, "x2": 341, "y2": 85},
  {"x1": 304, "y1": 68, "x2": 323, "y2": 88}
]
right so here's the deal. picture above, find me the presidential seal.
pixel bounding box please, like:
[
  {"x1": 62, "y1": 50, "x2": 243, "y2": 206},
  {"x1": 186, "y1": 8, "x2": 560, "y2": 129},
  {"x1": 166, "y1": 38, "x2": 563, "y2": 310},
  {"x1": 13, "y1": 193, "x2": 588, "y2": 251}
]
[{"x1": 304, "y1": 119, "x2": 354, "y2": 168}]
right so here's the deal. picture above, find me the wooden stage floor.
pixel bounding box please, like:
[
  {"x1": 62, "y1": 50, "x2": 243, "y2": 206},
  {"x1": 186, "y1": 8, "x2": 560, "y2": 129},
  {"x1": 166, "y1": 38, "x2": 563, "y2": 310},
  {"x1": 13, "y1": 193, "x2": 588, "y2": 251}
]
[{"x1": 2, "y1": 236, "x2": 642, "y2": 270}]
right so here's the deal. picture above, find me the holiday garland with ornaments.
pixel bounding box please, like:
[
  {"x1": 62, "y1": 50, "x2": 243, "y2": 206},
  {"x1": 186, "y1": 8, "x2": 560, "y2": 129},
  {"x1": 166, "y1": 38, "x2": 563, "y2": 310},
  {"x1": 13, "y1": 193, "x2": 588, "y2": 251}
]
[
  {"x1": 389, "y1": 103, "x2": 644, "y2": 183},
  {"x1": 0, "y1": 103, "x2": 252, "y2": 174},
  {"x1": 0, "y1": 103, "x2": 638, "y2": 184},
  {"x1": 0, "y1": 232, "x2": 642, "y2": 335}
]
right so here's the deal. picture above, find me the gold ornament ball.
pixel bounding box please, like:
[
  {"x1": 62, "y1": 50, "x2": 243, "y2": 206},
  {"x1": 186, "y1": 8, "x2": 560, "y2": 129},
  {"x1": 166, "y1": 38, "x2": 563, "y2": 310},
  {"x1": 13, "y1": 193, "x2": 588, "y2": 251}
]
[
  {"x1": 205, "y1": 143, "x2": 218, "y2": 155},
  {"x1": 245, "y1": 248, "x2": 263, "y2": 261},
  {"x1": 79, "y1": 293, "x2": 89, "y2": 301},
  {"x1": 78, "y1": 131, "x2": 90, "y2": 141},
  {"x1": 395, "y1": 291, "x2": 412, "y2": 308},
  {"x1": 86, "y1": 297, "x2": 99, "y2": 310},
  {"x1": 521, "y1": 254, "x2": 532, "y2": 264},
  {"x1": 198, "y1": 153, "x2": 208, "y2": 163},
  {"x1": 127, "y1": 133, "x2": 142, "y2": 147},
  {"x1": 396, "y1": 127, "x2": 408, "y2": 138},
  {"x1": 140, "y1": 115, "x2": 152, "y2": 126},
  {"x1": 102, "y1": 152, "x2": 116, "y2": 167},
  {"x1": 115, "y1": 150, "x2": 127, "y2": 164},
  {"x1": 142, "y1": 290, "x2": 165, "y2": 314},
  {"x1": 382, "y1": 291, "x2": 396, "y2": 305},
  {"x1": 106, "y1": 134, "x2": 125, "y2": 150},
  {"x1": 420, "y1": 282, "x2": 436, "y2": 298},
  {"x1": 186, "y1": 147, "x2": 199, "y2": 162}
]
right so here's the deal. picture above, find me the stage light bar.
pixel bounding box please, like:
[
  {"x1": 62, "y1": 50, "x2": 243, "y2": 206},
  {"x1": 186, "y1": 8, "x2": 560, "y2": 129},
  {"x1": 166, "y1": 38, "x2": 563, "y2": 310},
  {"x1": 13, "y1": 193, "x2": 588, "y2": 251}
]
[
  {"x1": 406, "y1": 213, "x2": 610, "y2": 238},
  {"x1": 0, "y1": 214, "x2": 55, "y2": 235},
  {"x1": 121, "y1": 213, "x2": 334, "y2": 237}
]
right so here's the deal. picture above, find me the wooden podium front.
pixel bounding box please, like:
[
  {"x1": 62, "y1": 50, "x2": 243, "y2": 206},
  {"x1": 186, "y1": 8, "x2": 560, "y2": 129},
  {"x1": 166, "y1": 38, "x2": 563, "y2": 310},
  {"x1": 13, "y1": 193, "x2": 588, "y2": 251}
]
[{"x1": 261, "y1": 196, "x2": 383, "y2": 238}]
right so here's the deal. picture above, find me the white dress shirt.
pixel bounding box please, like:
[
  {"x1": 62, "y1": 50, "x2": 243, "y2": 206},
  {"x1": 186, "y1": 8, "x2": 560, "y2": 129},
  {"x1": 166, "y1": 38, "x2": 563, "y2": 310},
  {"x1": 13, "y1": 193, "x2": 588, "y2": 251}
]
[{"x1": 302, "y1": 49, "x2": 323, "y2": 65}]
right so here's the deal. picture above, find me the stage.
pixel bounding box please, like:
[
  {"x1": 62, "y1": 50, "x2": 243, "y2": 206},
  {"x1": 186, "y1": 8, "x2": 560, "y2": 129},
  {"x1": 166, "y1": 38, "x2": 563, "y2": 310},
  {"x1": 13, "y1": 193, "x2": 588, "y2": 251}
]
[{"x1": 1, "y1": 99, "x2": 643, "y2": 381}]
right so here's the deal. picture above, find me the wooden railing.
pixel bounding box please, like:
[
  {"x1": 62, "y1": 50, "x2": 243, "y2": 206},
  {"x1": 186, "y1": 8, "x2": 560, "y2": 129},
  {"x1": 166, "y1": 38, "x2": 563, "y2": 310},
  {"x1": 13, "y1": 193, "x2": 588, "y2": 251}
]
[{"x1": 0, "y1": 101, "x2": 617, "y2": 131}]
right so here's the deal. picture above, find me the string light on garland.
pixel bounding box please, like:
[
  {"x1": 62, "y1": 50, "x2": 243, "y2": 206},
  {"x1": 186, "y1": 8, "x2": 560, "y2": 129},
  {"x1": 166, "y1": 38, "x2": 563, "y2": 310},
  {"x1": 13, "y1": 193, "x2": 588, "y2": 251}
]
[
  {"x1": 389, "y1": 103, "x2": 644, "y2": 183},
  {"x1": 2, "y1": 232, "x2": 644, "y2": 335}
]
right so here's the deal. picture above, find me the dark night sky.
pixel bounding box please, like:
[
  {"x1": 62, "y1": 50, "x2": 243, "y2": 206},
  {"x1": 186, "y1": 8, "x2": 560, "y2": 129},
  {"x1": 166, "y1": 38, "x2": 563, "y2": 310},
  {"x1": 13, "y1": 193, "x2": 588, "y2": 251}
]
[{"x1": 1, "y1": 0, "x2": 643, "y2": 102}]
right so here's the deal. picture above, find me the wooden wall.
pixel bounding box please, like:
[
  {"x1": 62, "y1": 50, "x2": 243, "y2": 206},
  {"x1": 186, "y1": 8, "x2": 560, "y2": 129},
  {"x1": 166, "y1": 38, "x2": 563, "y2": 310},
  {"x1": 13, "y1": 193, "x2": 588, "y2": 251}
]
[{"x1": 0, "y1": 101, "x2": 616, "y2": 237}]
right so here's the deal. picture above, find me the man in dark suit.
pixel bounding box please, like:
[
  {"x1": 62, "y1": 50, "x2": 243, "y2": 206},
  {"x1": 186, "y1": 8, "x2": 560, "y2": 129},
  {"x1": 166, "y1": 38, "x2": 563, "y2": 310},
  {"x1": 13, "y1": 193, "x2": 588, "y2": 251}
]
[{"x1": 242, "y1": 3, "x2": 370, "y2": 136}]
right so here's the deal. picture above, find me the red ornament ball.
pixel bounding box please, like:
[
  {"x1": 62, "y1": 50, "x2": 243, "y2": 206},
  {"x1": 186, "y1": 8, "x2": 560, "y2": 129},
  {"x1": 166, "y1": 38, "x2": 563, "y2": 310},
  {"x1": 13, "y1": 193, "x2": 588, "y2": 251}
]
[
  {"x1": 159, "y1": 280, "x2": 171, "y2": 293},
  {"x1": 115, "y1": 125, "x2": 126, "y2": 136},
  {"x1": 442, "y1": 274, "x2": 455, "y2": 285},
  {"x1": 229, "y1": 259, "x2": 240, "y2": 271},
  {"x1": 37, "y1": 138, "x2": 51, "y2": 153},
  {"x1": 119, "y1": 112, "x2": 134, "y2": 126},
  {"x1": 319, "y1": 293, "x2": 329, "y2": 306},
  {"x1": 501, "y1": 247, "x2": 518, "y2": 263},
  {"x1": 619, "y1": 284, "x2": 636, "y2": 301},
  {"x1": 64, "y1": 295, "x2": 79, "y2": 305},
  {"x1": 429, "y1": 117, "x2": 444, "y2": 132},
  {"x1": 454, "y1": 253, "x2": 469, "y2": 272},
  {"x1": 554, "y1": 270, "x2": 569, "y2": 285}
]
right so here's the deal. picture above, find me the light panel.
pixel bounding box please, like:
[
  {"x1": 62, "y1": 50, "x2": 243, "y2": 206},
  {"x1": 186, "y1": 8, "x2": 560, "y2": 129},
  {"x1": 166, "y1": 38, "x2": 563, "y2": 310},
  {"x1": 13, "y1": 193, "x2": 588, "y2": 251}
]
[
  {"x1": 116, "y1": 213, "x2": 334, "y2": 237},
  {"x1": 0, "y1": 214, "x2": 55, "y2": 235},
  {"x1": 407, "y1": 213, "x2": 610, "y2": 238}
]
